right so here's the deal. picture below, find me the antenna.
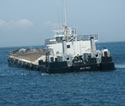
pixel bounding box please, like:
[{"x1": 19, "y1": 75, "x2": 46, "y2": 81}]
[{"x1": 64, "y1": 0, "x2": 67, "y2": 26}]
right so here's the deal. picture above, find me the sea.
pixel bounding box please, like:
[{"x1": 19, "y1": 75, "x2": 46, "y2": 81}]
[{"x1": 0, "y1": 42, "x2": 125, "y2": 106}]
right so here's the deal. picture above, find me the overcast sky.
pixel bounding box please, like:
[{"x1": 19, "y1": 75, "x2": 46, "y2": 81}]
[{"x1": 0, "y1": 0, "x2": 125, "y2": 47}]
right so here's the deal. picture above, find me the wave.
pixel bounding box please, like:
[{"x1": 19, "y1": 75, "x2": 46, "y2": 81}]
[
  {"x1": 41, "y1": 73, "x2": 49, "y2": 76},
  {"x1": 115, "y1": 64, "x2": 125, "y2": 69},
  {"x1": 21, "y1": 73, "x2": 27, "y2": 76}
]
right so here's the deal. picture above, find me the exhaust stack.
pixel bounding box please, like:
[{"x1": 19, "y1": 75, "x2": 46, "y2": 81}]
[{"x1": 90, "y1": 37, "x2": 96, "y2": 58}]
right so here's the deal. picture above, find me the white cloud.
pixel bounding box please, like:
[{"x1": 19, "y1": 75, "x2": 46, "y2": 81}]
[
  {"x1": 0, "y1": 19, "x2": 33, "y2": 29},
  {"x1": 0, "y1": 19, "x2": 6, "y2": 26},
  {"x1": 16, "y1": 19, "x2": 32, "y2": 26}
]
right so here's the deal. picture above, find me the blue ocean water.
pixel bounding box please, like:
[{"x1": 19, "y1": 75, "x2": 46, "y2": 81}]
[{"x1": 0, "y1": 42, "x2": 125, "y2": 106}]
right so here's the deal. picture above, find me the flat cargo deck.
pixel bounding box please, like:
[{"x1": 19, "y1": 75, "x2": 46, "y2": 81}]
[{"x1": 8, "y1": 48, "x2": 46, "y2": 70}]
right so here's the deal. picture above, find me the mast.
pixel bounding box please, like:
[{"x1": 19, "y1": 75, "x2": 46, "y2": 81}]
[
  {"x1": 61, "y1": 0, "x2": 68, "y2": 61},
  {"x1": 64, "y1": 0, "x2": 67, "y2": 26}
]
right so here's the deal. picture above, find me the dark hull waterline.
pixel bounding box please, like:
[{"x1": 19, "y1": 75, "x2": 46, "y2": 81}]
[{"x1": 40, "y1": 62, "x2": 115, "y2": 74}]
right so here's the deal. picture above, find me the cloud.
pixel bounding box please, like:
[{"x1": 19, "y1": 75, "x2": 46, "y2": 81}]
[
  {"x1": 0, "y1": 19, "x2": 33, "y2": 29},
  {"x1": 0, "y1": 19, "x2": 6, "y2": 26},
  {"x1": 16, "y1": 19, "x2": 32, "y2": 26}
]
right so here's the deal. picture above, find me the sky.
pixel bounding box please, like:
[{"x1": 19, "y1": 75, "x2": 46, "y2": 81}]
[{"x1": 0, "y1": 0, "x2": 125, "y2": 47}]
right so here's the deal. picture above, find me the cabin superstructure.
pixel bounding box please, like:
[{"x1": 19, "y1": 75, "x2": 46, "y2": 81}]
[{"x1": 45, "y1": 25, "x2": 97, "y2": 63}]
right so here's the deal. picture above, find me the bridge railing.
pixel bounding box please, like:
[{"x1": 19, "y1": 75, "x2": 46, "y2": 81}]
[{"x1": 77, "y1": 34, "x2": 98, "y2": 41}]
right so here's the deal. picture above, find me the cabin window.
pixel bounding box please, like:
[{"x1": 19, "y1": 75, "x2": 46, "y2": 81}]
[
  {"x1": 67, "y1": 45, "x2": 70, "y2": 48},
  {"x1": 56, "y1": 37, "x2": 63, "y2": 43}
]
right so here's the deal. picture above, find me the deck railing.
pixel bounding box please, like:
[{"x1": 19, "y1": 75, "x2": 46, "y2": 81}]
[
  {"x1": 77, "y1": 34, "x2": 98, "y2": 41},
  {"x1": 45, "y1": 38, "x2": 56, "y2": 45},
  {"x1": 45, "y1": 34, "x2": 98, "y2": 45}
]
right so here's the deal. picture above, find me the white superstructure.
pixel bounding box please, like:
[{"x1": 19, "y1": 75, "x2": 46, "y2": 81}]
[{"x1": 45, "y1": 25, "x2": 98, "y2": 63}]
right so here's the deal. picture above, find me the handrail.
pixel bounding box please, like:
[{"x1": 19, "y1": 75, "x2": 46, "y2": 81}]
[
  {"x1": 77, "y1": 34, "x2": 98, "y2": 41},
  {"x1": 45, "y1": 34, "x2": 98, "y2": 45}
]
